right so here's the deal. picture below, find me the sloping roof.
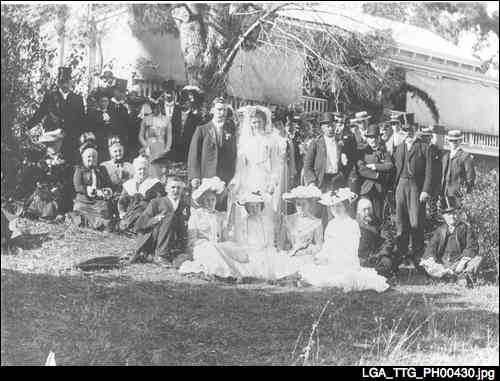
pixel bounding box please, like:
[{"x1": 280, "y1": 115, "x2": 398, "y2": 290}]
[{"x1": 278, "y1": 5, "x2": 482, "y2": 67}]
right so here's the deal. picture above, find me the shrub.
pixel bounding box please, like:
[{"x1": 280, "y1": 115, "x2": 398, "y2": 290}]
[{"x1": 461, "y1": 168, "x2": 499, "y2": 284}]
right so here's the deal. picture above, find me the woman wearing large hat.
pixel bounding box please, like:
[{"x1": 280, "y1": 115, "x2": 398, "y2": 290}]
[{"x1": 297, "y1": 188, "x2": 390, "y2": 292}]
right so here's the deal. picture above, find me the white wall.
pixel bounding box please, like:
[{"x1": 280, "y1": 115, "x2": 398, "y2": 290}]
[{"x1": 406, "y1": 70, "x2": 499, "y2": 136}]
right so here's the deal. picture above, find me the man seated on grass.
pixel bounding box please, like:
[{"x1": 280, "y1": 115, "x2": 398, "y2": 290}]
[
  {"x1": 131, "y1": 176, "x2": 190, "y2": 267},
  {"x1": 356, "y1": 198, "x2": 396, "y2": 279},
  {"x1": 419, "y1": 204, "x2": 482, "y2": 287}
]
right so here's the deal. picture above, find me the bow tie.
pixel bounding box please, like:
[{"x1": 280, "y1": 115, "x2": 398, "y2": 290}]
[{"x1": 113, "y1": 159, "x2": 124, "y2": 165}]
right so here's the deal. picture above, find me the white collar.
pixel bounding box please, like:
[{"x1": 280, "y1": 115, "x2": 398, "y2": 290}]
[
  {"x1": 59, "y1": 88, "x2": 69, "y2": 98},
  {"x1": 168, "y1": 196, "x2": 180, "y2": 209},
  {"x1": 111, "y1": 97, "x2": 124, "y2": 105}
]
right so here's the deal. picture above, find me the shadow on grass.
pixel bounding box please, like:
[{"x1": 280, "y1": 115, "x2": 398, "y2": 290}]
[
  {"x1": 1, "y1": 269, "x2": 498, "y2": 366},
  {"x1": 5, "y1": 233, "x2": 52, "y2": 252}
]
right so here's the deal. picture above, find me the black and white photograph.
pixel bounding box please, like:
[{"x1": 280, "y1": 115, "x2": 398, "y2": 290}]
[{"x1": 1, "y1": 1, "x2": 499, "y2": 367}]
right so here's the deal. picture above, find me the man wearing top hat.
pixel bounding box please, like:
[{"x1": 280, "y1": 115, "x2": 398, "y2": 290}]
[
  {"x1": 356, "y1": 124, "x2": 394, "y2": 224},
  {"x1": 419, "y1": 203, "x2": 482, "y2": 287},
  {"x1": 440, "y1": 130, "x2": 475, "y2": 209},
  {"x1": 393, "y1": 119, "x2": 433, "y2": 267},
  {"x1": 27, "y1": 67, "x2": 85, "y2": 164},
  {"x1": 418, "y1": 125, "x2": 443, "y2": 222},
  {"x1": 187, "y1": 96, "x2": 237, "y2": 210}
]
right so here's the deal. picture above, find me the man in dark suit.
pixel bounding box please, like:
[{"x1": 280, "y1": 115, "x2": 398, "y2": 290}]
[
  {"x1": 333, "y1": 112, "x2": 358, "y2": 192},
  {"x1": 440, "y1": 130, "x2": 475, "y2": 208},
  {"x1": 304, "y1": 112, "x2": 349, "y2": 192},
  {"x1": 420, "y1": 204, "x2": 481, "y2": 287},
  {"x1": 418, "y1": 125, "x2": 443, "y2": 222},
  {"x1": 304, "y1": 112, "x2": 349, "y2": 224},
  {"x1": 108, "y1": 84, "x2": 131, "y2": 151},
  {"x1": 27, "y1": 67, "x2": 85, "y2": 164},
  {"x1": 357, "y1": 124, "x2": 394, "y2": 223},
  {"x1": 168, "y1": 87, "x2": 203, "y2": 164},
  {"x1": 133, "y1": 176, "x2": 190, "y2": 267},
  {"x1": 187, "y1": 97, "x2": 237, "y2": 210},
  {"x1": 393, "y1": 121, "x2": 433, "y2": 267}
]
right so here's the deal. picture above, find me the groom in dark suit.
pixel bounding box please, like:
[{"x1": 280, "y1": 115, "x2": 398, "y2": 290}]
[{"x1": 187, "y1": 97, "x2": 237, "y2": 210}]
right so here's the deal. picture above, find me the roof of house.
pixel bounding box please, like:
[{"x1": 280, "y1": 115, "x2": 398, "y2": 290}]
[{"x1": 278, "y1": 5, "x2": 482, "y2": 68}]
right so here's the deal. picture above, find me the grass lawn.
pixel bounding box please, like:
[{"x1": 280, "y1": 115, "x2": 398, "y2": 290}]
[{"x1": 1, "y1": 221, "x2": 499, "y2": 365}]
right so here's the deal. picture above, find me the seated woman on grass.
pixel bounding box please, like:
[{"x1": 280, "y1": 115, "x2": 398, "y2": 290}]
[
  {"x1": 71, "y1": 138, "x2": 114, "y2": 231},
  {"x1": 117, "y1": 155, "x2": 165, "y2": 233}
]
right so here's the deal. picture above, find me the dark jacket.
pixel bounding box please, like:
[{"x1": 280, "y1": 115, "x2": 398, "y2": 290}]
[
  {"x1": 86, "y1": 108, "x2": 114, "y2": 160},
  {"x1": 429, "y1": 144, "x2": 443, "y2": 197},
  {"x1": 441, "y1": 148, "x2": 475, "y2": 197},
  {"x1": 393, "y1": 138, "x2": 433, "y2": 194},
  {"x1": 423, "y1": 222, "x2": 478, "y2": 264},
  {"x1": 303, "y1": 135, "x2": 346, "y2": 188},
  {"x1": 358, "y1": 220, "x2": 395, "y2": 261},
  {"x1": 73, "y1": 165, "x2": 112, "y2": 201},
  {"x1": 28, "y1": 89, "x2": 85, "y2": 136},
  {"x1": 356, "y1": 144, "x2": 394, "y2": 195},
  {"x1": 187, "y1": 120, "x2": 237, "y2": 185},
  {"x1": 171, "y1": 109, "x2": 203, "y2": 163},
  {"x1": 108, "y1": 100, "x2": 130, "y2": 145}
]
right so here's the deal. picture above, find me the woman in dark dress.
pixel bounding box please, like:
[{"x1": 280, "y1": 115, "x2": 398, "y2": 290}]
[{"x1": 72, "y1": 140, "x2": 114, "y2": 230}]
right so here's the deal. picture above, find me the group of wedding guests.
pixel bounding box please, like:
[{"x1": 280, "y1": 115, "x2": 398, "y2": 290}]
[{"x1": 9, "y1": 66, "x2": 483, "y2": 290}]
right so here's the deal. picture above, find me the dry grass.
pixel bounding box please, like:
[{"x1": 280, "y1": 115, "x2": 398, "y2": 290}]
[{"x1": 1, "y1": 220, "x2": 499, "y2": 365}]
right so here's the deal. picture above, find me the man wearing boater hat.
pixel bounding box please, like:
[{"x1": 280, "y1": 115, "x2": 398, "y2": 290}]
[
  {"x1": 27, "y1": 67, "x2": 85, "y2": 164},
  {"x1": 440, "y1": 129, "x2": 475, "y2": 209},
  {"x1": 393, "y1": 116, "x2": 433, "y2": 268}
]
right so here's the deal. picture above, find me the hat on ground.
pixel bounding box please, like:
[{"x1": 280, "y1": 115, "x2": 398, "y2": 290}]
[
  {"x1": 446, "y1": 129, "x2": 463, "y2": 141},
  {"x1": 38, "y1": 129, "x2": 64, "y2": 144},
  {"x1": 350, "y1": 111, "x2": 371, "y2": 123},
  {"x1": 283, "y1": 184, "x2": 322, "y2": 201},
  {"x1": 57, "y1": 67, "x2": 72, "y2": 84},
  {"x1": 237, "y1": 190, "x2": 265, "y2": 206},
  {"x1": 318, "y1": 188, "x2": 358, "y2": 206},
  {"x1": 192, "y1": 177, "x2": 226, "y2": 204},
  {"x1": 319, "y1": 112, "x2": 334, "y2": 125},
  {"x1": 365, "y1": 124, "x2": 380, "y2": 138}
]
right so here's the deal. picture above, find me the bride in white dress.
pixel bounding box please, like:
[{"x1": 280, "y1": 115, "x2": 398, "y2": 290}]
[
  {"x1": 227, "y1": 105, "x2": 288, "y2": 244},
  {"x1": 298, "y1": 188, "x2": 390, "y2": 292}
]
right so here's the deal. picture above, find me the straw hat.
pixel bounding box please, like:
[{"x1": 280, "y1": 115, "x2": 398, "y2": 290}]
[
  {"x1": 283, "y1": 184, "x2": 322, "y2": 201},
  {"x1": 446, "y1": 130, "x2": 463, "y2": 141},
  {"x1": 350, "y1": 111, "x2": 371, "y2": 123},
  {"x1": 318, "y1": 188, "x2": 358, "y2": 206},
  {"x1": 191, "y1": 177, "x2": 226, "y2": 203}
]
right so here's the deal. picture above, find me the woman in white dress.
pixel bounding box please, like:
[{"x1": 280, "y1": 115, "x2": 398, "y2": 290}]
[
  {"x1": 179, "y1": 185, "x2": 271, "y2": 280},
  {"x1": 298, "y1": 188, "x2": 390, "y2": 292},
  {"x1": 138, "y1": 100, "x2": 172, "y2": 180},
  {"x1": 227, "y1": 105, "x2": 288, "y2": 244},
  {"x1": 180, "y1": 185, "x2": 325, "y2": 282}
]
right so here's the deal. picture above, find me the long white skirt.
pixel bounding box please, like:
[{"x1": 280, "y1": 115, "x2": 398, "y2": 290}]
[
  {"x1": 298, "y1": 263, "x2": 390, "y2": 292},
  {"x1": 179, "y1": 241, "x2": 311, "y2": 280}
]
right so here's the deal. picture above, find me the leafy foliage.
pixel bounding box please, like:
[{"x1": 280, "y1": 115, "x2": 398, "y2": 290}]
[
  {"x1": 461, "y1": 168, "x2": 499, "y2": 283},
  {"x1": 1, "y1": 4, "x2": 55, "y2": 197}
]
